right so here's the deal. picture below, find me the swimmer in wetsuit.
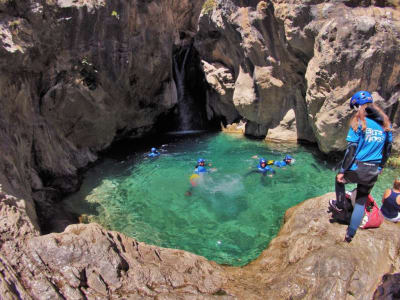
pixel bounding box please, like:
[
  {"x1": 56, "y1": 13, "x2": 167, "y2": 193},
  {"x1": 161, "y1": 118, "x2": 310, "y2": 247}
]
[
  {"x1": 273, "y1": 155, "x2": 294, "y2": 168},
  {"x1": 186, "y1": 158, "x2": 208, "y2": 196},
  {"x1": 245, "y1": 158, "x2": 275, "y2": 185},
  {"x1": 147, "y1": 147, "x2": 160, "y2": 158}
]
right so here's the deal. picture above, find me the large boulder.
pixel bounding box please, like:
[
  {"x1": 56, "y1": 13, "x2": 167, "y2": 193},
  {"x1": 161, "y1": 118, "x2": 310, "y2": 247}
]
[
  {"x1": 195, "y1": 0, "x2": 312, "y2": 140},
  {"x1": 196, "y1": 0, "x2": 400, "y2": 151},
  {"x1": 0, "y1": 190, "x2": 230, "y2": 299},
  {"x1": 223, "y1": 193, "x2": 400, "y2": 299},
  {"x1": 305, "y1": 4, "x2": 400, "y2": 152}
]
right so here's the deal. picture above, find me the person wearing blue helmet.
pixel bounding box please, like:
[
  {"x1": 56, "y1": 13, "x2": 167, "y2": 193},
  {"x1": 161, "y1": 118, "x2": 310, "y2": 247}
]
[
  {"x1": 186, "y1": 158, "x2": 215, "y2": 196},
  {"x1": 329, "y1": 91, "x2": 392, "y2": 242},
  {"x1": 273, "y1": 155, "x2": 295, "y2": 168},
  {"x1": 245, "y1": 158, "x2": 275, "y2": 184},
  {"x1": 194, "y1": 158, "x2": 208, "y2": 174},
  {"x1": 147, "y1": 147, "x2": 160, "y2": 158}
]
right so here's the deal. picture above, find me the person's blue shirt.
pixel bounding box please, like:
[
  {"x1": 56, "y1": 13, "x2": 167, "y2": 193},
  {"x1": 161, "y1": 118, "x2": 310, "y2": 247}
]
[
  {"x1": 346, "y1": 118, "x2": 392, "y2": 170},
  {"x1": 257, "y1": 164, "x2": 275, "y2": 174},
  {"x1": 194, "y1": 166, "x2": 207, "y2": 174}
]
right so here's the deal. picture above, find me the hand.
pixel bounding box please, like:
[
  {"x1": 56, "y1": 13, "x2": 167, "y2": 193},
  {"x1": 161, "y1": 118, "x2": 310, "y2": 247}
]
[
  {"x1": 336, "y1": 173, "x2": 346, "y2": 183},
  {"x1": 378, "y1": 167, "x2": 383, "y2": 174}
]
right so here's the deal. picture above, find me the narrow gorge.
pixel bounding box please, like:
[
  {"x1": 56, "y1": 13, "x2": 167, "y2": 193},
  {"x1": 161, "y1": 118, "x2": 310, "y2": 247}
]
[{"x1": 0, "y1": 0, "x2": 400, "y2": 299}]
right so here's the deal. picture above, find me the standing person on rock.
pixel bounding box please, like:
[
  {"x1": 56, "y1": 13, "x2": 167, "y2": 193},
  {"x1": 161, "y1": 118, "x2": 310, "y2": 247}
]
[{"x1": 329, "y1": 91, "x2": 392, "y2": 242}]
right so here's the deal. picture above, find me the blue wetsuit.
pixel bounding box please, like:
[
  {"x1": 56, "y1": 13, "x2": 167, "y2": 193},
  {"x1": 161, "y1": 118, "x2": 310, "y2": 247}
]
[
  {"x1": 257, "y1": 164, "x2": 275, "y2": 174},
  {"x1": 194, "y1": 166, "x2": 207, "y2": 174},
  {"x1": 273, "y1": 161, "x2": 287, "y2": 168},
  {"x1": 147, "y1": 151, "x2": 160, "y2": 158}
]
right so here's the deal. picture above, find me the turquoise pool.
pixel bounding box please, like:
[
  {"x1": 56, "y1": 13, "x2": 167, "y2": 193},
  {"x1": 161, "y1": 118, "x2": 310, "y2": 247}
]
[{"x1": 62, "y1": 132, "x2": 399, "y2": 266}]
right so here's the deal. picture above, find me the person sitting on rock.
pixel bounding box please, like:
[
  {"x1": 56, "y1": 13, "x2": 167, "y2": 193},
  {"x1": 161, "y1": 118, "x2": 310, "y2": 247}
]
[
  {"x1": 273, "y1": 155, "x2": 295, "y2": 168},
  {"x1": 380, "y1": 178, "x2": 400, "y2": 223},
  {"x1": 329, "y1": 91, "x2": 392, "y2": 243}
]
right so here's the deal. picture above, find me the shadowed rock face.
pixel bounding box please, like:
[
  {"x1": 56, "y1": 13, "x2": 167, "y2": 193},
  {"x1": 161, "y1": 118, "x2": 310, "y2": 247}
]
[
  {"x1": 373, "y1": 273, "x2": 400, "y2": 299},
  {"x1": 0, "y1": 0, "x2": 203, "y2": 229},
  {"x1": 196, "y1": 0, "x2": 400, "y2": 150}
]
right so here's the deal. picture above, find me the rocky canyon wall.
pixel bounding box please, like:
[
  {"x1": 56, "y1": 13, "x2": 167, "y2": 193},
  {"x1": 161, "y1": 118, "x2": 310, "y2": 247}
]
[
  {"x1": 0, "y1": 0, "x2": 400, "y2": 299},
  {"x1": 196, "y1": 0, "x2": 400, "y2": 152},
  {"x1": 0, "y1": 0, "x2": 205, "y2": 229}
]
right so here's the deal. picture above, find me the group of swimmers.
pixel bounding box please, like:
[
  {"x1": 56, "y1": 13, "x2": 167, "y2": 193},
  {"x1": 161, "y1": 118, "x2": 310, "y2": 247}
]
[
  {"x1": 146, "y1": 147, "x2": 295, "y2": 190},
  {"x1": 146, "y1": 137, "x2": 400, "y2": 225}
]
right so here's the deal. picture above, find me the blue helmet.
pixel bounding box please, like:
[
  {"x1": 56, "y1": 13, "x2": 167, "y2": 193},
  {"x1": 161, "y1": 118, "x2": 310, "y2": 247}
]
[
  {"x1": 197, "y1": 158, "x2": 205, "y2": 164},
  {"x1": 151, "y1": 147, "x2": 156, "y2": 153},
  {"x1": 259, "y1": 158, "x2": 267, "y2": 165},
  {"x1": 350, "y1": 91, "x2": 373, "y2": 109},
  {"x1": 285, "y1": 155, "x2": 293, "y2": 161}
]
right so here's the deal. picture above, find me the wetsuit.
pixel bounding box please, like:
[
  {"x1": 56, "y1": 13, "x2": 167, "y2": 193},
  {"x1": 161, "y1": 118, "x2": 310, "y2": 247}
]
[
  {"x1": 381, "y1": 190, "x2": 400, "y2": 222},
  {"x1": 148, "y1": 151, "x2": 160, "y2": 158},
  {"x1": 336, "y1": 107, "x2": 392, "y2": 238},
  {"x1": 273, "y1": 161, "x2": 287, "y2": 168},
  {"x1": 257, "y1": 164, "x2": 275, "y2": 175},
  {"x1": 194, "y1": 165, "x2": 207, "y2": 174}
]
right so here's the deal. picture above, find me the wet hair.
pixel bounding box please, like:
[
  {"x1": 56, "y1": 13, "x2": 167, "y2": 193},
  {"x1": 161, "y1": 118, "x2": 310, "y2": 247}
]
[
  {"x1": 393, "y1": 178, "x2": 400, "y2": 190},
  {"x1": 350, "y1": 103, "x2": 391, "y2": 132}
]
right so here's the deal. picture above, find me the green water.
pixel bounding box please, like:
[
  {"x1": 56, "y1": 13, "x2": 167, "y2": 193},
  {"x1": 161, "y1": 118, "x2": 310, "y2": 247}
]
[{"x1": 63, "y1": 132, "x2": 399, "y2": 266}]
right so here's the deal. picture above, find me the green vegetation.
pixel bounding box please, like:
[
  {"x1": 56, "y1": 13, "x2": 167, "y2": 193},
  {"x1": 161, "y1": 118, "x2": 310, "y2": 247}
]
[
  {"x1": 388, "y1": 156, "x2": 400, "y2": 168},
  {"x1": 202, "y1": 0, "x2": 216, "y2": 15}
]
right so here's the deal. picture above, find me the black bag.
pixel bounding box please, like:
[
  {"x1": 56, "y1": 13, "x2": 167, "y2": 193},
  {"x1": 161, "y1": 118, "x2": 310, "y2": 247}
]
[{"x1": 328, "y1": 193, "x2": 353, "y2": 225}]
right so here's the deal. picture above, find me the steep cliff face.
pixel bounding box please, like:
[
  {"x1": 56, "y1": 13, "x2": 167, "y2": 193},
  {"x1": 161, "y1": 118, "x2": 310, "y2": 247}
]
[
  {"x1": 0, "y1": 0, "x2": 204, "y2": 228},
  {"x1": 196, "y1": 0, "x2": 313, "y2": 141},
  {"x1": 196, "y1": 0, "x2": 400, "y2": 151}
]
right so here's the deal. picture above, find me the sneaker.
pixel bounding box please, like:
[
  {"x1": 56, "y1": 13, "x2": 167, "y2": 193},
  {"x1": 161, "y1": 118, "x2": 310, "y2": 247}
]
[
  {"x1": 344, "y1": 233, "x2": 352, "y2": 243},
  {"x1": 329, "y1": 199, "x2": 343, "y2": 212}
]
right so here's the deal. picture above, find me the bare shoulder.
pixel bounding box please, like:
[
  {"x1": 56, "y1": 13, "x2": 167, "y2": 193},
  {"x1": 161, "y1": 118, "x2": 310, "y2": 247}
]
[{"x1": 383, "y1": 189, "x2": 392, "y2": 198}]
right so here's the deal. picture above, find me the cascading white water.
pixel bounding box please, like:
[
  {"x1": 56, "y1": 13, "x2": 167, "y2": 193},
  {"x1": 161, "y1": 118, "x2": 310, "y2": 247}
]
[{"x1": 173, "y1": 46, "x2": 192, "y2": 131}]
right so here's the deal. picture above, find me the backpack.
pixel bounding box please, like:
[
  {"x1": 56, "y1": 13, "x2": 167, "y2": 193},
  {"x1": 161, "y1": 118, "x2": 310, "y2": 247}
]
[{"x1": 329, "y1": 190, "x2": 384, "y2": 229}]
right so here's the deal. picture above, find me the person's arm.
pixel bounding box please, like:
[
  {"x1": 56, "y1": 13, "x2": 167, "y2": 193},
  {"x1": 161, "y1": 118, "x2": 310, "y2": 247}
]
[
  {"x1": 379, "y1": 131, "x2": 393, "y2": 170},
  {"x1": 339, "y1": 126, "x2": 361, "y2": 174},
  {"x1": 339, "y1": 142, "x2": 358, "y2": 174},
  {"x1": 396, "y1": 194, "x2": 400, "y2": 206},
  {"x1": 382, "y1": 188, "x2": 391, "y2": 204}
]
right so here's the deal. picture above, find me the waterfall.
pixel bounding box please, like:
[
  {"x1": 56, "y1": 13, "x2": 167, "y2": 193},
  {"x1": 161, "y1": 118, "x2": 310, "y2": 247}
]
[{"x1": 173, "y1": 45, "x2": 193, "y2": 131}]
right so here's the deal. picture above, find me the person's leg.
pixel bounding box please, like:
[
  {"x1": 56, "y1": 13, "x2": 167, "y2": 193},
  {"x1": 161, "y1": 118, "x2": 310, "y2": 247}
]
[
  {"x1": 346, "y1": 183, "x2": 373, "y2": 240},
  {"x1": 335, "y1": 178, "x2": 346, "y2": 209},
  {"x1": 332, "y1": 171, "x2": 357, "y2": 210}
]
